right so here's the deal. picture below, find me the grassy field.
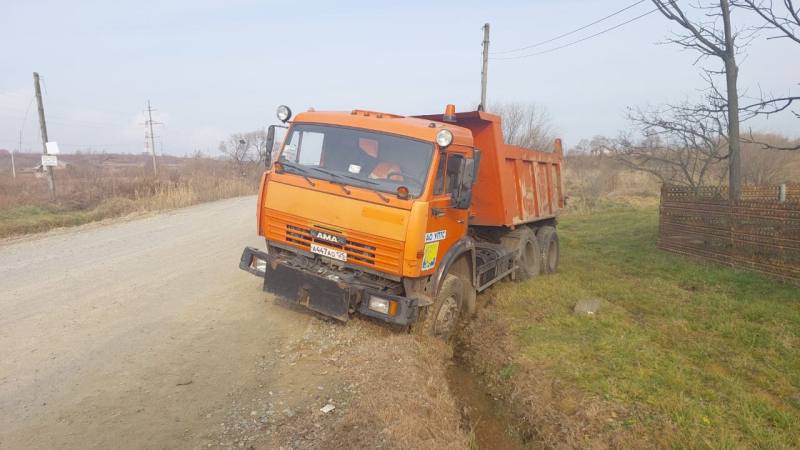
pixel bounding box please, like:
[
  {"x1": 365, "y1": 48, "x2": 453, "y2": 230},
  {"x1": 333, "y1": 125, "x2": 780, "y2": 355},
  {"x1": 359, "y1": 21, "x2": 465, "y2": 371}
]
[{"x1": 465, "y1": 207, "x2": 800, "y2": 448}]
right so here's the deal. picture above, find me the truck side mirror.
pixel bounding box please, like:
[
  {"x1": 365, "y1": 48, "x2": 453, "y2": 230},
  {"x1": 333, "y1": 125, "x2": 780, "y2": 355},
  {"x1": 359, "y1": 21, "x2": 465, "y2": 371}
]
[{"x1": 265, "y1": 125, "x2": 276, "y2": 167}]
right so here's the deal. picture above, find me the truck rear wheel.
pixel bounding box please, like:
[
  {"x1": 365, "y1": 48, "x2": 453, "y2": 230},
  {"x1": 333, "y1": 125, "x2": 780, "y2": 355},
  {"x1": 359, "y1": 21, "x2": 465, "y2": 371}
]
[
  {"x1": 501, "y1": 227, "x2": 541, "y2": 281},
  {"x1": 537, "y1": 226, "x2": 560, "y2": 274},
  {"x1": 413, "y1": 274, "x2": 464, "y2": 341}
]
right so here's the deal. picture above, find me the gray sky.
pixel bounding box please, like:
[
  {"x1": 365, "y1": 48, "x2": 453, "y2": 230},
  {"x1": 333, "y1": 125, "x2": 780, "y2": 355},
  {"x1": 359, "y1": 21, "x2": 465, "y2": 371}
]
[{"x1": 1, "y1": 0, "x2": 797, "y2": 155}]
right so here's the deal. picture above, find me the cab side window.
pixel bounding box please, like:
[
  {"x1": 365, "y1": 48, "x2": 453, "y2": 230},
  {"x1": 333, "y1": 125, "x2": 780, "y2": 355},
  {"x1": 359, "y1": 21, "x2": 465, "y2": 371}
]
[
  {"x1": 444, "y1": 154, "x2": 464, "y2": 194},
  {"x1": 433, "y1": 153, "x2": 465, "y2": 196},
  {"x1": 433, "y1": 154, "x2": 446, "y2": 195}
]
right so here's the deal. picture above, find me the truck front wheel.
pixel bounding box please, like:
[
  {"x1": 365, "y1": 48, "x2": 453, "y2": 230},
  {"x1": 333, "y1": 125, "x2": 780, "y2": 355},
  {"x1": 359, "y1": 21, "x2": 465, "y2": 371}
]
[{"x1": 413, "y1": 274, "x2": 464, "y2": 341}]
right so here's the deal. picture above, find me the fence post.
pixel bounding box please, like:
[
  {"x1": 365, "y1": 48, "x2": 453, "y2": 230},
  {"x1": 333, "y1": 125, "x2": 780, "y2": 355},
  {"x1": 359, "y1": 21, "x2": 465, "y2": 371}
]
[{"x1": 779, "y1": 184, "x2": 787, "y2": 203}]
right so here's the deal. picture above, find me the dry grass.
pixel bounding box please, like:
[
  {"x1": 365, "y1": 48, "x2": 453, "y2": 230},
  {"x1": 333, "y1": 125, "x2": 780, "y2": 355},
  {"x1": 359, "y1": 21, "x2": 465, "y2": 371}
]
[
  {"x1": 266, "y1": 316, "x2": 471, "y2": 450},
  {"x1": 0, "y1": 154, "x2": 258, "y2": 237},
  {"x1": 563, "y1": 144, "x2": 800, "y2": 213},
  {"x1": 563, "y1": 154, "x2": 661, "y2": 212}
]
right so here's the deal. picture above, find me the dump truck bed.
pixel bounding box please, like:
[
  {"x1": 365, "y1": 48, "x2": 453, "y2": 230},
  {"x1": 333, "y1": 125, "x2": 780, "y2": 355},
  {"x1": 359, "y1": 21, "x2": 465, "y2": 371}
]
[{"x1": 415, "y1": 110, "x2": 564, "y2": 227}]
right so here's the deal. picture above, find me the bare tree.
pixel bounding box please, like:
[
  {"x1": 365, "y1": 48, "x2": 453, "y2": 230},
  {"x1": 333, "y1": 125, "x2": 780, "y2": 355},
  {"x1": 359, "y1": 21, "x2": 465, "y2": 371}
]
[
  {"x1": 734, "y1": 0, "x2": 800, "y2": 43},
  {"x1": 571, "y1": 136, "x2": 614, "y2": 157},
  {"x1": 490, "y1": 102, "x2": 557, "y2": 151},
  {"x1": 732, "y1": 0, "x2": 800, "y2": 150},
  {"x1": 651, "y1": 0, "x2": 746, "y2": 198},
  {"x1": 218, "y1": 129, "x2": 269, "y2": 176},
  {"x1": 607, "y1": 104, "x2": 730, "y2": 191}
]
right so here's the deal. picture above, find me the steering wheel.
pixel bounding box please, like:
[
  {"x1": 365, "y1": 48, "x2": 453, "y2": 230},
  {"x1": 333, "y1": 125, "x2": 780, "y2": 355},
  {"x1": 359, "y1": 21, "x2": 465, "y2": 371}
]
[{"x1": 385, "y1": 171, "x2": 423, "y2": 187}]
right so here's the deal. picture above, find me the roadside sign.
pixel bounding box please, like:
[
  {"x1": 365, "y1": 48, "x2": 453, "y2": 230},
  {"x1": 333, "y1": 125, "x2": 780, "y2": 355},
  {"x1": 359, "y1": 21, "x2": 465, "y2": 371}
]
[
  {"x1": 41, "y1": 155, "x2": 58, "y2": 167},
  {"x1": 45, "y1": 142, "x2": 60, "y2": 155}
]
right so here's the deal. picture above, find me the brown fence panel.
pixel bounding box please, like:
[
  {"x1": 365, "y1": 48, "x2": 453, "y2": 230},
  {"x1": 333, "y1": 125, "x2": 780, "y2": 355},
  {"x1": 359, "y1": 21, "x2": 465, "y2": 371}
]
[{"x1": 658, "y1": 184, "x2": 800, "y2": 284}]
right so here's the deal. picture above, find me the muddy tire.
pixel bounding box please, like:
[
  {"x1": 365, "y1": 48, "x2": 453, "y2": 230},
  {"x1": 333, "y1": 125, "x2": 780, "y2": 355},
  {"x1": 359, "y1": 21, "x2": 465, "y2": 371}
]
[
  {"x1": 413, "y1": 274, "x2": 464, "y2": 341},
  {"x1": 501, "y1": 227, "x2": 541, "y2": 282},
  {"x1": 537, "y1": 226, "x2": 559, "y2": 274}
]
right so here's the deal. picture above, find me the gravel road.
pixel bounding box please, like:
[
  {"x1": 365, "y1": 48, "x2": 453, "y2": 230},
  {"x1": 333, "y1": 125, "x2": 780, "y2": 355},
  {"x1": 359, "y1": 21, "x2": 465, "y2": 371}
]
[{"x1": 0, "y1": 196, "x2": 315, "y2": 448}]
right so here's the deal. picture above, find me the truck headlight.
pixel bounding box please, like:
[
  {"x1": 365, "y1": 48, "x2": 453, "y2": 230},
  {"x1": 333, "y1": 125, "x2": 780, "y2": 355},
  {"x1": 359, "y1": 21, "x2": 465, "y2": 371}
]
[
  {"x1": 368, "y1": 295, "x2": 397, "y2": 316},
  {"x1": 277, "y1": 105, "x2": 292, "y2": 123}
]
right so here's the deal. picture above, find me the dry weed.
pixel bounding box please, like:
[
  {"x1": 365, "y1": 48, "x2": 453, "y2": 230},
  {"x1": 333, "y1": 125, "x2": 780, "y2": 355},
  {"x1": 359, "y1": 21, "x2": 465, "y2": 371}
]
[{"x1": 268, "y1": 317, "x2": 471, "y2": 450}]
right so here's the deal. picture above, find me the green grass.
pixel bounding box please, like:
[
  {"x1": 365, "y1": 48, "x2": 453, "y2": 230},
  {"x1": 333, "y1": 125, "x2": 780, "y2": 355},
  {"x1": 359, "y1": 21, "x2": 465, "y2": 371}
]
[
  {"x1": 492, "y1": 207, "x2": 800, "y2": 448},
  {"x1": 0, "y1": 198, "x2": 137, "y2": 237}
]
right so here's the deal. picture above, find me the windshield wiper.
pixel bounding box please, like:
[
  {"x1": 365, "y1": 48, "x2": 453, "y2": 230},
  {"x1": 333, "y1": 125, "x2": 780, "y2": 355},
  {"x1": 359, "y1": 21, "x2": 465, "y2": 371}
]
[
  {"x1": 279, "y1": 160, "x2": 316, "y2": 187},
  {"x1": 308, "y1": 167, "x2": 351, "y2": 195},
  {"x1": 304, "y1": 166, "x2": 391, "y2": 202},
  {"x1": 342, "y1": 174, "x2": 378, "y2": 185},
  {"x1": 317, "y1": 169, "x2": 391, "y2": 203}
]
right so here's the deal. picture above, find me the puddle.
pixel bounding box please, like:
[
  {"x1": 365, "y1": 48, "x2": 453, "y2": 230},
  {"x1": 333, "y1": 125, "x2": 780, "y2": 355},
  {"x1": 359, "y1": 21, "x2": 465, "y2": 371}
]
[{"x1": 446, "y1": 362, "x2": 525, "y2": 450}]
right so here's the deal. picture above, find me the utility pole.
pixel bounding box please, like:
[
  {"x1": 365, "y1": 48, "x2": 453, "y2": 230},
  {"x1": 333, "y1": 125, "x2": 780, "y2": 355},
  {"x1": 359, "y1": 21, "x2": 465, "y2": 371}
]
[
  {"x1": 33, "y1": 72, "x2": 55, "y2": 198},
  {"x1": 12, "y1": 131, "x2": 20, "y2": 180},
  {"x1": 145, "y1": 100, "x2": 158, "y2": 177},
  {"x1": 480, "y1": 23, "x2": 490, "y2": 111},
  {"x1": 11, "y1": 137, "x2": 17, "y2": 180}
]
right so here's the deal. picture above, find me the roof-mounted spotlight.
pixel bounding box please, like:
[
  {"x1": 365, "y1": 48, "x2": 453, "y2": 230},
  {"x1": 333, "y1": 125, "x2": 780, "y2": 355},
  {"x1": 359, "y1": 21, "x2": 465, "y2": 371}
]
[
  {"x1": 436, "y1": 129, "x2": 454, "y2": 148},
  {"x1": 276, "y1": 105, "x2": 292, "y2": 123}
]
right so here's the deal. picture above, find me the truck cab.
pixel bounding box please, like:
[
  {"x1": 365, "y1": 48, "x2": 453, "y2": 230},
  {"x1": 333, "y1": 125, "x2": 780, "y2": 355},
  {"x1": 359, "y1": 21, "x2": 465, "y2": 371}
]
[{"x1": 241, "y1": 105, "x2": 563, "y2": 339}]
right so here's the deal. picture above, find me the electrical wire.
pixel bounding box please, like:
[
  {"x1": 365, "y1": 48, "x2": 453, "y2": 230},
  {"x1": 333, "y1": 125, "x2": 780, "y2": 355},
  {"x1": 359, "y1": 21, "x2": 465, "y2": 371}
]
[
  {"x1": 491, "y1": 0, "x2": 647, "y2": 55},
  {"x1": 491, "y1": 8, "x2": 658, "y2": 60}
]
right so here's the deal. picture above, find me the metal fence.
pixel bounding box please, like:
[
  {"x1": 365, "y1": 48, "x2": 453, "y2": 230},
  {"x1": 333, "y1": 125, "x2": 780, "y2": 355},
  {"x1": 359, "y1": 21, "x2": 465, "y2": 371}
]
[{"x1": 658, "y1": 184, "x2": 800, "y2": 284}]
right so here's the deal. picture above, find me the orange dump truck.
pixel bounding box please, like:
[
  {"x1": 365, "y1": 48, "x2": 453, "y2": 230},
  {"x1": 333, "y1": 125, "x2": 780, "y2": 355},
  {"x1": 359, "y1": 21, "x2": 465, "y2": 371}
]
[{"x1": 240, "y1": 105, "x2": 564, "y2": 338}]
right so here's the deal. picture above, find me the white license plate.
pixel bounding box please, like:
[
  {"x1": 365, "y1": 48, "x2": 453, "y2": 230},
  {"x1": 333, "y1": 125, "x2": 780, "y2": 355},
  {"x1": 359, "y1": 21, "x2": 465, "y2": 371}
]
[{"x1": 310, "y1": 243, "x2": 347, "y2": 262}]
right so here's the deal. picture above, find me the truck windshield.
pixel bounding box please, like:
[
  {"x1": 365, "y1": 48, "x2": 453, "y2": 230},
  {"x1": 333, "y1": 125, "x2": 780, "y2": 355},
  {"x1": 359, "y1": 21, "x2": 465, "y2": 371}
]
[{"x1": 279, "y1": 124, "x2": 434, "y2": 198}]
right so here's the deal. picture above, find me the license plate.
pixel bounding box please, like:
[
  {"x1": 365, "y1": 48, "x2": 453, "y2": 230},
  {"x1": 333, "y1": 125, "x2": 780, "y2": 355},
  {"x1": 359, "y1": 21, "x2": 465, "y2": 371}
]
[{"x1": 310, "y1": 243, "x2": 347, "y2": 262}]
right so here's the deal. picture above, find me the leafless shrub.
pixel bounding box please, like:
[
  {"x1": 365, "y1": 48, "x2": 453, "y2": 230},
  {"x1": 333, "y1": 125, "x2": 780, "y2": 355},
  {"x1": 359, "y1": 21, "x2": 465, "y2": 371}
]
[
  {"x1": 565, "y1": 145, "x2": 661, "y2": 211},
  {"x1": 742, "y1": 133, "x2": 800, "y2": 184},
  {"x1": 218, "y1": 129, "x2": 270, "y2": 176},
  {"x1": 489, "y1": 102, "x2": 556, "y2": 151}
]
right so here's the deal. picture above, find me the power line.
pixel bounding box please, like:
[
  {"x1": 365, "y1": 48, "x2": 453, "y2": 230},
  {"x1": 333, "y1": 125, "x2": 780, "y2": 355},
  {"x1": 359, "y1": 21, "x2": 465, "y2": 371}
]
[
  {"x1": 491, "y1": 8, "x2": 658, "y2": 60},
  {"x1": 0, "y1": 107, "x2": 132, "y2": 129},
  {"x1": 0, "y1": 91, "x2": 140, "y2": 119},
  {"x1": 492, "y1": 0, "x2": 647, "y2": 55}
]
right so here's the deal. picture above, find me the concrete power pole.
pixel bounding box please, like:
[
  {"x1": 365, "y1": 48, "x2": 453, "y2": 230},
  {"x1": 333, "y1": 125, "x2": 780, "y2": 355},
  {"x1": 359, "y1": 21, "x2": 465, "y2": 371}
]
[
  {"x1": 145, "y1": 100, "x2": 158, "y2": 177},
  {"x1": 33, "y1": 72, "x2": 55, "y2": 198},
  {"x1": 480, "y1": 23, "x2": 490, "y2": 111},
  {"x1": 13, "y1": 131, "x2": 20, "y2": 180},
  {"x1": 11, "y1": 145, "x2": 17, "y2": 179}
]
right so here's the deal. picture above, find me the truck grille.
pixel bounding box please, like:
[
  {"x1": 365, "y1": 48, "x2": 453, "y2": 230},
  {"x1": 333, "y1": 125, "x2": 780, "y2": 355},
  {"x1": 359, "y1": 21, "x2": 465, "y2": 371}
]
[{"x1": 263, "y1": 209, "x2": 404, "y2": 274}]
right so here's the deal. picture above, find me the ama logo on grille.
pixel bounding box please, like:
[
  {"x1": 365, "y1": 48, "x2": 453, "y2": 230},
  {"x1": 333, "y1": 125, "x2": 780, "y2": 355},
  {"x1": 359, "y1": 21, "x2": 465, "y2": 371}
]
[{"x1": 310, "y1": 229, "x2": 347, "y2": 245}]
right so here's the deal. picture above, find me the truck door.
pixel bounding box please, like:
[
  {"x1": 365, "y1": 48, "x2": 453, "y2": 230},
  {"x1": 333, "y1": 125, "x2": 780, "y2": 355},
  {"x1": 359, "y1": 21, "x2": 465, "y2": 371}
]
[{"x1": 422, "y1": 149, "x2": 470, "y2": 273}]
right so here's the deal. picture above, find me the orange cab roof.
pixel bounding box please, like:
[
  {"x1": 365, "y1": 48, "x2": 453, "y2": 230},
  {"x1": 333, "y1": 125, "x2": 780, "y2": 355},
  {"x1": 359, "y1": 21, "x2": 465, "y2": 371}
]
[{"x1": 292, "y1": 110, "x2": 474, "y2": 147}]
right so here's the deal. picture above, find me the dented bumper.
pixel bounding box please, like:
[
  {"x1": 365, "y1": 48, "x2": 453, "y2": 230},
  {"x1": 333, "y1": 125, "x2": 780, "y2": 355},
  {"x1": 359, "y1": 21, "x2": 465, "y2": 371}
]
[{"x1": 239, "y1": 246, "x2": 417, "y2": 326}]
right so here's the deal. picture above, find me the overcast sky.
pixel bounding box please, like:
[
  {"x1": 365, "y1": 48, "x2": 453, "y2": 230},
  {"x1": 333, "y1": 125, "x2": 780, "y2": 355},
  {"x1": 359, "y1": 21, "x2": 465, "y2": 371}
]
[{"x1": 1, "y1": 0, "x2": 797, "y2": 156}]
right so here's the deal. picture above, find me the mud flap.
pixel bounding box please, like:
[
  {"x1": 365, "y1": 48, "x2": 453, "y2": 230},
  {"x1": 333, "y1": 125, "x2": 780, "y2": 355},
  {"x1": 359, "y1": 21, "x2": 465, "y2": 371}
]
[{"x1": 263, "y1": 261, "x2": 353, "y2": 322}]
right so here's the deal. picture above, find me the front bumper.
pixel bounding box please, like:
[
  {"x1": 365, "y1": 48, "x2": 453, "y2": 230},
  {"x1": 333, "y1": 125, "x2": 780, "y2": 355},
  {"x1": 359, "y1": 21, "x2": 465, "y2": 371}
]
[{"x1": 239, "y1": 246, "x2": 417, "y2": 326}]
